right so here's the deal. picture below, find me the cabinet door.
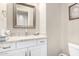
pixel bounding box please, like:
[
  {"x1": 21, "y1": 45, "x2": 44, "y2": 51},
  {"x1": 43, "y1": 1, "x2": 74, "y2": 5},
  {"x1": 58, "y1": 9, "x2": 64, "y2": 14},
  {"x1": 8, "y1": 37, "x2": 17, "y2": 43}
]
[
  {"x1": 0, "y1": 49, "x2": 27, "y2": 56},
  {"x1": 40, "y1": 45, "x2": 47, "y2": 56},
  {"x1": 28, "y1": 45, "x2": 47, "y2": 56}
]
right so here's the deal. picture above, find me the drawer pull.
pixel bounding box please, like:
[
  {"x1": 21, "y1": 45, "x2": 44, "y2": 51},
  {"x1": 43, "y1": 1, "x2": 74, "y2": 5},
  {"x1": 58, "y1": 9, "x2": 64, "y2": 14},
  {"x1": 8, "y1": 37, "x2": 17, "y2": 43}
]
[
  {"x1": 40, "y1": 41, "x2": 45, "y2": 43},
  {"x1": 2, "y1": 46, "x2": 11, "y2": 49}
]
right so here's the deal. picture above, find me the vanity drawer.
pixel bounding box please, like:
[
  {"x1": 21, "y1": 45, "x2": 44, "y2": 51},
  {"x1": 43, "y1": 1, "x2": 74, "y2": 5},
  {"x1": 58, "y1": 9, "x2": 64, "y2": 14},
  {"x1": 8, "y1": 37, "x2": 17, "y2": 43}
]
[
  {"x1": 17, "y1": 40, "x2": 36, "y2": 48},
  {"x1": 36, "y1": 39, "x2": 47, "y2": 45},
  {"x1": 0, "y1": 43, "x2": 16, "y2": 52}
]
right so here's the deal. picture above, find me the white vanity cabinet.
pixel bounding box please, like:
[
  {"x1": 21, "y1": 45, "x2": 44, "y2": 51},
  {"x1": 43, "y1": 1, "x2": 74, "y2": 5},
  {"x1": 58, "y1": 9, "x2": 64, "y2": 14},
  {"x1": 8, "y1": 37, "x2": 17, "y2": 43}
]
[
  {"x1": 28, "y1": 46, "x2": 42, "y2": 56},
  {"x1": 27, "y1": 39, "x2": 47, "y2": 56},
  {"x1": 0, "y1": 49, "x2": 26, "y2": 56},
  {"x1": 16, "y1": 40, "x2": 36, "y2": 49},
  {"x1": 0, "y1": 42, "x2": 16, "y2": 52},
  {"x1": 27, "y1": 45, "x2": 47, "y2": 56},
  {"x1": 0, "y1": 38, "x2": 47, "y2": 56}
]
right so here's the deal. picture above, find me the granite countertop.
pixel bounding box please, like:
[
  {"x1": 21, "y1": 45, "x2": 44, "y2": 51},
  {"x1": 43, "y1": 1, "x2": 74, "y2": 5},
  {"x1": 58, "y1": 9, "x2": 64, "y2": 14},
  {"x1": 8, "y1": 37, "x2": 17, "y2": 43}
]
[{"x1": 5, "y1": 34, "x2": 47, "y2": 43}]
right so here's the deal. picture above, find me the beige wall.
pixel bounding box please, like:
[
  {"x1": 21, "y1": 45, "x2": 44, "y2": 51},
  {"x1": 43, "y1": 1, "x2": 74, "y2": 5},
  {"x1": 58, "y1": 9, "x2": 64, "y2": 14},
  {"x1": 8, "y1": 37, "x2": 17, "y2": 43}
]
[
  {"x1": 59, "y1": 3, "x2": 79, "y2": 45},
  {"x1": 67, "y1": 3, "x2": 79, "y2": 45},
  {"x1": 39, "y1": 3, "x2": 46, "y2": 34},
  {"x1": 0, "y1": 3, "x2": 46, "y2": 36},
  {"x1": 0, "y1": 4, "x2": 7, "y2": 31},
  {"x1": 60, "y1": 3, "x2": 69, "y2": 55},
  {"x1": 7, "y1": 3, "x2": 39, "y2": 36},
  {"x1": 7, "y1": 3, "x2": 46, "y2": 36},
  {"x1": 46, "y1": 3, "x2": 69, "y2": 56},
  {"x1": 68, "y1": 19, "x2": 79, "y2": 45}
]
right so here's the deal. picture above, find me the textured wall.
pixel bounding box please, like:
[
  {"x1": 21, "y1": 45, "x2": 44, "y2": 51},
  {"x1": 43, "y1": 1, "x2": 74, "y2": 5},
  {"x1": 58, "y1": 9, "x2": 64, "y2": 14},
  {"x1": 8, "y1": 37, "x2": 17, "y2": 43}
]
[
  {"x1": 67, "y1": 4, "x2": 79, "y2": 45},
  {"x1": 46, "y1": 3, "x2": 69, "y2": 56},
  {"x1": 7, "y1": 3, "x2": 40, "y2": 36},
  {"x1": 7, "y1": 3, "x2": 46, "y2": 36},
  {"x1": 0, "y1": 4, "x2": 7, "y2": 31}
]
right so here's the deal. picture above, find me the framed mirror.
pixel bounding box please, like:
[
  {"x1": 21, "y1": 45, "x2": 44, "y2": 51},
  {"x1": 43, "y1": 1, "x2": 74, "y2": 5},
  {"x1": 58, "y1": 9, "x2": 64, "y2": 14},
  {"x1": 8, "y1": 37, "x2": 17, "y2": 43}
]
[
  {"x1": 13, "y1": 3, "x2": 36, "y2": 28},
  {"x1": 69, "y1": 3, "x2": 79, "y2": 20}
]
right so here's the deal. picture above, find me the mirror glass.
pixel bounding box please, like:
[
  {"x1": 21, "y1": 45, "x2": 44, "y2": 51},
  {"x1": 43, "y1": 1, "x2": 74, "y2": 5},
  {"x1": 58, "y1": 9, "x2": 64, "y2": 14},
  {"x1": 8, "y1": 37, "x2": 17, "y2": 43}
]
[
  {"x1": 13, "y1": 3, "x2": 36, "y2": 28},
  {"x1": 16, "y1": 10, "x2": 28, "y2": 26}
]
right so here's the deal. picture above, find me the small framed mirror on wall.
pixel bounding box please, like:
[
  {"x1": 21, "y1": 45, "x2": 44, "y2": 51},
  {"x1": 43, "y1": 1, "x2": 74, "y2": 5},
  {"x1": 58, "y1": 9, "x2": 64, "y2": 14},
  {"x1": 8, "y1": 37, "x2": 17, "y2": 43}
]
[
  {"x1": 13, "y1": 3, "x2": 36, "y2": 28},
  {"x1": 69, "y1": 3, "x2": 79, "y2": 20}
]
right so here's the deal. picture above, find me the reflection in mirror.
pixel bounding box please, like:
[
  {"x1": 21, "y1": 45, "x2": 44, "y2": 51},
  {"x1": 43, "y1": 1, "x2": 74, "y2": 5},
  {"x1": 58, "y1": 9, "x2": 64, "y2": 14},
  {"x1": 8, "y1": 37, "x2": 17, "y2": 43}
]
[
  {"x1": 17, "y1": 11, "x2": 28, "y2": 26},
  {"x1": 13, "y1": 3, "x2": 36, "y2": 28}
]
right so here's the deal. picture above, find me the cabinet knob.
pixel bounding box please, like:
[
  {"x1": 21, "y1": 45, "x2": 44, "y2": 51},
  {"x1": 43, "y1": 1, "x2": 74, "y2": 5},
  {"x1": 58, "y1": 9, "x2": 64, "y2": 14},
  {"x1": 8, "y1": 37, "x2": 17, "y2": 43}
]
[{"x1": 40, "y1": 41, "x2": 45, "y2": 43}]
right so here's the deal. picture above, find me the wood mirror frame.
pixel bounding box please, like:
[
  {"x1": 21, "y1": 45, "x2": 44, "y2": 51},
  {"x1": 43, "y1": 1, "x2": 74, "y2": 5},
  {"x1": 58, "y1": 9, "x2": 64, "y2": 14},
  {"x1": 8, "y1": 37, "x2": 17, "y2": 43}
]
[{"x1": 13, "y1": 3, "x2": 36, "y2": 28}]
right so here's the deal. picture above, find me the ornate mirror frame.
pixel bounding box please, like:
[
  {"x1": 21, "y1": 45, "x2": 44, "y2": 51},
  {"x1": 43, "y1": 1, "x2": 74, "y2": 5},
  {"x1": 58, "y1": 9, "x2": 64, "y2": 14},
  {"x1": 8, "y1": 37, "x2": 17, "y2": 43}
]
[{"x1": 13, "y1": 3, "x2": 36, "y2": 28}]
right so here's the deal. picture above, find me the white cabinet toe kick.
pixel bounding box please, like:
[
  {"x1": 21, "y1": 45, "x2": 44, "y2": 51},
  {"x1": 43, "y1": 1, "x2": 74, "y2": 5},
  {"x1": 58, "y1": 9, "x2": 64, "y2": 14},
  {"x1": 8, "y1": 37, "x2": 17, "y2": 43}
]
[{"x1": 0, "y1": 38, "x2": 47, "y2": 56}]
